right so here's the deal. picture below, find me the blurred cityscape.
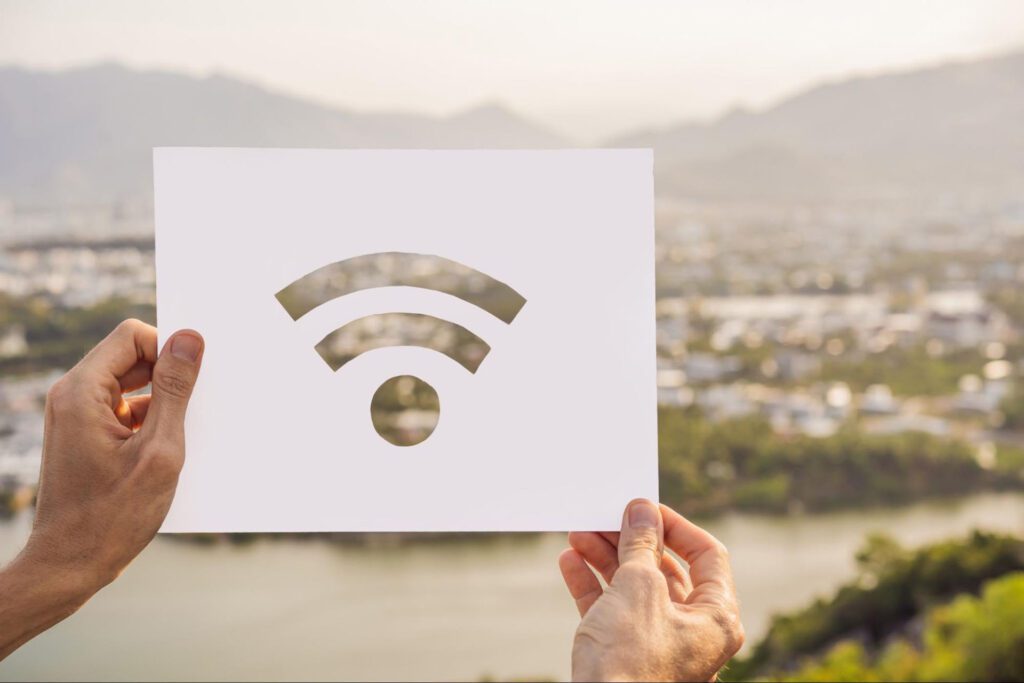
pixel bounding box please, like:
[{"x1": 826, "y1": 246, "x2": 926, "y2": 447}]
[
  {"x1": 653, "y1": 197, "x2": 1023, "y2": 441},
  {"x1": 2, "y1": 43, "x2": 1024, "y2": 682},
  {"x1": 3, "y1": 193, "x2": 1023, "y2": 512}
]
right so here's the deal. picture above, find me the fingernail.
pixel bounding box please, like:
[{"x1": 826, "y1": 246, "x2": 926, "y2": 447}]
[
  {"x1": 170, "y1": 333, "x2": 202, "y2": 362},
  {"x1": 628, "y1": 499, "x2": 659, "y2": 529}
]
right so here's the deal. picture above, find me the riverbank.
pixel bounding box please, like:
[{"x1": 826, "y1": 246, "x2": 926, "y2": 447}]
[
  {"x1": 730, "y1": 531, "x2": 1024, "y2": 681},
  {"x1": 1, "y1": 492, "x2": 1022, "y2": 681},
  {"x1": 658, "y1": 407, "x2": 1024, "y2": 518}
]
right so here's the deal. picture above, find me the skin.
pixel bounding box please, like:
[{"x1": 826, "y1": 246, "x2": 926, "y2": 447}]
[
  {"x1": 0, "y1": 320, "x2": 741, "y2": 680},
  {"x1": 559, "y1": 499, "x2": 745, "y2": 682},
  {"x1": 0, "y1": 319, "x2": 204, "y2": 661}
]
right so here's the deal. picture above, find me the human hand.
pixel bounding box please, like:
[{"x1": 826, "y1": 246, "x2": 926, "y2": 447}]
[
  {"x1": 0, "y1": 320, "x2": 204, "y2": 660},
  {"x1": 559, "y1": 499, "x2": 744, "y2": 682}
]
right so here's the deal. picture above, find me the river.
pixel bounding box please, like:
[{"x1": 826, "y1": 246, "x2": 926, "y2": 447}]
[{"x1": 1, "y1": 492, "x2": 1022, "y2": 681}]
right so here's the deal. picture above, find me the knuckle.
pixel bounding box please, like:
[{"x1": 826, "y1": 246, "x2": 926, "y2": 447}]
[
  {"x1": 624, "y1": 531, "x2": 661, "y2": 556},
  {"x1": 142, "y1": 448, "x2": 184, "y2": 481},
  {"x1": 45, "y1": 375, "x2": 75, "y2": 412},
  {"x1": 117, "y1": 318, "x2": 148, "y2": 336},
  {"x1": 154, "y1": 366, "x2": 194, "y2": 399},
  {"x1": 573, "y1": 622, "x2": 606, "y2": 650},
  {"x1": 140, "y1": 441, "x2": 170, "y2": 459},
  {"x1": 618, "y1": 561, "x2": 662, "y2": 585},
  {"x1": 734, "y1": 623, "x2": 746, "y2": 651},
  {"x1": 711, "y1": 605, "x2": 745, "y2": 654}
]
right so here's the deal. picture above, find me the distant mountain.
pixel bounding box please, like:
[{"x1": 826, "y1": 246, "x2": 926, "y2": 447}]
[
  {"x1": 0, "y1": 64, "x2": 569, "y2": 205},
  {"x1": 612, "y1": 50, "x2": 1024, "y2": 200},
  {"x1": 3, "y1": 53, "x2": 1024, "y2": 205}
]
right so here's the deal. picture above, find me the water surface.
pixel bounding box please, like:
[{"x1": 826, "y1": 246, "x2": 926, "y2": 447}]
[{"x1": 2, "y1": 492, "x2": 1022, "y2": 681}]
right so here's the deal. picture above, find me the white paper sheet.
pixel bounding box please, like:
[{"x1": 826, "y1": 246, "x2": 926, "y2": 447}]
[{"x1": 155, "y1": 148, "x2": 656, "y2": 532}]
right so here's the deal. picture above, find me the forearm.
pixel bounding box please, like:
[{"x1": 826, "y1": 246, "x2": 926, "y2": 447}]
[{"x1": 0, "y1": 551, "x2": 96, "y2": 661}]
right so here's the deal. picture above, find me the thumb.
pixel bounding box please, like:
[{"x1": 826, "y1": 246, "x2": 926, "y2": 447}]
[
  {"x1": 617, "y1": 498, "x2": 664, "y2": 568},
  {"x1": 142, "y1": 330, "x2": 204, "y2": 443}
]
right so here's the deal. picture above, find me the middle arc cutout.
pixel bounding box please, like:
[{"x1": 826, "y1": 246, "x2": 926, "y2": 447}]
[{"x1": 314, "y1": 312, "x2": 490, "y2": 373}]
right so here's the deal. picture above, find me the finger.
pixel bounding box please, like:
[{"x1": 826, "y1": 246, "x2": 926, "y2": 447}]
[
  {"x1": 558, "y1": 548, "x2": 603, "y2": 617},
  {"x1": 661, "y1": 552, "x2": 692, "y2": 603},
  {"x1": 617, "y1": 498, "x2": 664, "y2": 568},
  {"x1": 73, "y1": 320, "x2": 157, "y2": 410},
  {"x1": 80, "y1": 319, "x2": 158, "y2": 380},
  {"x1": 568, "y1": 531, "x2": 619, "y2": 583},
  {"x1": 114, "y1": 398, "x2": 133, "y2": 429},
  {"x1": 126, "y1": 394, "x2": 152, "y2": 429},
  {"x1": 140, "y1": 330, "x2": 204, "y2": 447},
  {"x1": 114, "y1": 394, "x2": 153, "y2": 431},
  {"x1": 661, "y1": 504, "x2": 737, "y2": 611},
  {"x1": 571, "y1": 529, "x2": 692, "y2": 596},
  {"x1": 118, "y1": 360, "x2": 154, "y2": 394}
]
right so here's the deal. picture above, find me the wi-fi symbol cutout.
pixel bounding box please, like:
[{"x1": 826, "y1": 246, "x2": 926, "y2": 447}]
[{"x1": 275, "y1": 252, "x2": 526, "y2": 446}]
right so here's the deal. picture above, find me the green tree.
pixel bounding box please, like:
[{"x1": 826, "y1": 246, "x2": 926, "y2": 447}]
[
  {"x1": 729, "y1": 533, "x2": 1024, "y2": 680},
  {"x1": 777, "y1": 572, "x2": 1024, "y2": 682}
]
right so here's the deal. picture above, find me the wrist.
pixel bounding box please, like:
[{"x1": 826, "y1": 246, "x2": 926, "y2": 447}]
[
  {"x1": 19, "y1": 525, "x2": 118, "y2": 597},
  {"x1": 14, "y1": 544, "x2": 102, "y2": 604},
  {"x1": 0, "y1": 550, "x2": 97, "y2": 661}
]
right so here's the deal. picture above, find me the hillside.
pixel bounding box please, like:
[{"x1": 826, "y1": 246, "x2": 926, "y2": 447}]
[
  {"x1": 0, "y1": 64, "x2": 568, "y2": 204},
  {"x1": 613, "y1": 50, "x2": 1024, "y2": 200},
  {"x1": 729, "y1": 532, "x2": 1024, "y2": 681},
  {"x1": 3, "y1": 51, "x2": 1024, "y2": 205}
]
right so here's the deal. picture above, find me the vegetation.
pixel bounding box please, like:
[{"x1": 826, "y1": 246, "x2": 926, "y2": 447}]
[
  {"x1": 0, "y1": 487, "x2": 19, "y2": 519},
  {"x1": 0, "y1": 293, "x2": 154, "y2": 375},
  {"x1": 0, "y1": 480, "x2": 33, "y2": 519},
  {"x1": 820, "y1": 344, "x2": 985, "y2": 396},
  {"x1": 988, "y1": 283, "x2": 1024, "y2": 330},
  {"x1": 658, "y1": 407, "x2": 1023, "y2": 517},
  {"x1": 4, "y1": 294, "x2": 1023, "y2": 518},
  {"x1": 678, "y1": 331, "x2": 988, "y2": 397},
  {"x1": 774, "y1": 574, "x2": 1024, "y2": 682},
  {"x1": 1002, "y1": 378, "x2": 1024, "y2": 431},
  {"x1": 727, "y1": 533, "x2": 1024, "y2": 681}
]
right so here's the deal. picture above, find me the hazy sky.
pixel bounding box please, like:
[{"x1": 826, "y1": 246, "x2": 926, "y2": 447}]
[{"x1": 2, "y1": 0, "x2": 1023, "y2": 141}]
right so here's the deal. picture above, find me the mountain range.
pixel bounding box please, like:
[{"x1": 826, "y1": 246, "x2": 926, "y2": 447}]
[
  {"x1": 613, "y1": 49, "x2": 1024, "y2": 201},
  {"x1": 2, "y1": 51, "x2": 1023, "y2": 205},
  {"x1": 0, "y1": 64, "x2": 568, "y2": 205}
]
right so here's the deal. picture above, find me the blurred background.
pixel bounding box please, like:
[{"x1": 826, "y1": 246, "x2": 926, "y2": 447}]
[{"x1": 2, "y1": 1, "x2": 1024, "y2": 680}]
